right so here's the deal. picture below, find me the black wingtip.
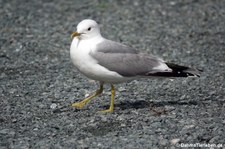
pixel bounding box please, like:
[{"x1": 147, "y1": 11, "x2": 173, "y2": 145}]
[
  {"x1": 166, "y1": 62, "x2": 201, "y2": 77},
  {"x1": 148, "y1": 63, "x2": 201, "y2": 78}
]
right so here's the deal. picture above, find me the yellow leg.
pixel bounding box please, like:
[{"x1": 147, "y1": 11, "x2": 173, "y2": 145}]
[
  {"x1": 100, "y1": 84, "x2": 115, "y2": 113},
  {"x1": 72, "y1": 83, "x2": 103, "y2": 109}
]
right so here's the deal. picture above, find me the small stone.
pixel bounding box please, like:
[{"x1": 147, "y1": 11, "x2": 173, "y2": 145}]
[
  {"x1": 50, "y1": 103, "x2": 57, "y2": 109},
  {"x1": 180, "y1": 95, "x2": 186, "y2": 100},
  {"x1": 184, "y1": 124, "x2": 195, "y2": 129},
  {"x1": 170, "y1": 138, "x2": 180, "y2": 144},
  {"x1": 85, "y1": 93, "x2": 90, "y2": 97},
  {"x1": 118, "y1": 87, "x2": 126, "y2": 92},
  {"x1": 121, "y1": 123, "x2": 126, "y2": 127},
  {"x1": 9, "y1": 88, "x2": 17, "y2": 94},
  {"x1": 12, "y1": 118, "x2": 17, "y2": 123},
  {"x1": 169, "y1": 1, "x2": 176, "y2": 5}
]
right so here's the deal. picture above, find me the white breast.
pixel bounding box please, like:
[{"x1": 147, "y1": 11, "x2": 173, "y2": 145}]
[{"x1": 70, "y1": 38, "x2": 97, "y2": 72}]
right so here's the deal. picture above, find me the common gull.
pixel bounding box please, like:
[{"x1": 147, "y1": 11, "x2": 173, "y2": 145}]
[{"x1": 70, "y1": 19, "x2": 200, "y2": 112}]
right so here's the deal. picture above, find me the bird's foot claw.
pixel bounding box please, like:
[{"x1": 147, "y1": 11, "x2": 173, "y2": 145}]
[
  {"x1": 99, "y1": 108, "x2": 113, "y2": 113},
  {"x1": 71, "y1": 102, "x2": 86, "y2": 109}
]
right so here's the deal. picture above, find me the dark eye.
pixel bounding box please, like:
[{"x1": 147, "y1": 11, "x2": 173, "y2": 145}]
[{"x1": 87, "y1": 27, "x2": 91, "y2": 31}]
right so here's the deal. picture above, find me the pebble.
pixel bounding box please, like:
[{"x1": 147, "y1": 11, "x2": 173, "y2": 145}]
[{"x1": 50, "y1": 103, "x2": 57, "y2": 109}]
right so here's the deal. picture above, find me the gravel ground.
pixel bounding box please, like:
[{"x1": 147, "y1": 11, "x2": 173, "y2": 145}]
[{"x1": 0, "y1": 0, "x2": 225, "y2": 148}]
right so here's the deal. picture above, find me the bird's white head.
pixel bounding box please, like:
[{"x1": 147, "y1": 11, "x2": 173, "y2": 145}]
[{"x1": 71, "y1": 19, "x2": 101, "y2": 40}]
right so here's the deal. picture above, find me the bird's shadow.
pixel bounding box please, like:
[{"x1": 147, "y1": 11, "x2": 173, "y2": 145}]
[
  {"x1": 53, "y1": 98, "x2": 199, "y2": 114},
  {"x1": 109, "y1": 99, "x2": 198, "y2": 110}
]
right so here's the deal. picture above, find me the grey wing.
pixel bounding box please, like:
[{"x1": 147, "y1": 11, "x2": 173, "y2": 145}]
[
  {"x1": 95, "y1": 39, "x2": 139, "y2": 54},
  {"x1": 91, "y1": 40, "x2": 165, "y2": 77}
]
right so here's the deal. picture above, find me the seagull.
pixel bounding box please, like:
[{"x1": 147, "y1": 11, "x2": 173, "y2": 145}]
[{"x1": 70, "y1": 19, "x2": 200, "y2": 113}]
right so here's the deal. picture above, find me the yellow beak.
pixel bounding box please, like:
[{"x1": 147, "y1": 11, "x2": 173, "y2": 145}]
[{"x1": 71, "y1": 32, "x2": 81, "y2": 39}]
